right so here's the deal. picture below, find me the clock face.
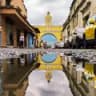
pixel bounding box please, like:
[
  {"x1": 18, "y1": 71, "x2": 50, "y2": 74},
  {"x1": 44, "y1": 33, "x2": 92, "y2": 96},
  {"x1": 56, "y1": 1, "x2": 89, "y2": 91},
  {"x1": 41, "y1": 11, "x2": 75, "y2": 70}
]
[{"x1": 41, "y1": 52, "x2": 57, "y2": 63}]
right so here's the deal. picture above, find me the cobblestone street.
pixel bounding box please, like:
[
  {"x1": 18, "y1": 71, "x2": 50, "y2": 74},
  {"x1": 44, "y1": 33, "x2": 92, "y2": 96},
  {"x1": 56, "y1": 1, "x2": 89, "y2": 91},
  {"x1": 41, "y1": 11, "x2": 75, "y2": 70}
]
[{"x1": 0, "y1": 48, "x2": 95, "y2": 59}]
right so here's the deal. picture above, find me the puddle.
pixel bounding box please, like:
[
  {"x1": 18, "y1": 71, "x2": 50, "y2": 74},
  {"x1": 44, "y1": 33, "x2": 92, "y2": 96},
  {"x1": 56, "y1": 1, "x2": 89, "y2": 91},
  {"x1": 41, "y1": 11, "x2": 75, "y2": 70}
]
[{"x1": 0, "y1": 51, "x2": 96, "y2": 96}]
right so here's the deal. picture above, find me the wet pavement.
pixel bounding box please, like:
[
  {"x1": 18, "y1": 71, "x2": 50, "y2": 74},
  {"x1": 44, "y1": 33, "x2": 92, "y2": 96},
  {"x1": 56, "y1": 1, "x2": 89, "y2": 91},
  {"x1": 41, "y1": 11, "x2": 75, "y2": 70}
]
[
  {"x1": 0, "y1": 49, "x2": 96, "y2": 96},
  {"x1": 25, "y1": 70, "x2": 73, "y2": 96}
]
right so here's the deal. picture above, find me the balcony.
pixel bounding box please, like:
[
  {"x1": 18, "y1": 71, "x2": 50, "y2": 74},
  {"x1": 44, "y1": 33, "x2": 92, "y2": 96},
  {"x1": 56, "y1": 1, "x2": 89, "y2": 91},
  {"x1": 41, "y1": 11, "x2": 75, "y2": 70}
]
[{"x1": 0, "y1": 0, "x2": 26, "y2": 19}]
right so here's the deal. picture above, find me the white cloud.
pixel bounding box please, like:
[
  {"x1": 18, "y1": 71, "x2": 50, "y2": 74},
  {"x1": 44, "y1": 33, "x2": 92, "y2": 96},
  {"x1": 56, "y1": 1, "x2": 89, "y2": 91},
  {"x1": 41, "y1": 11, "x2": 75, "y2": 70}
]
[{"x1": 24, "y1": 0, "x2": 73, "y2": 25}]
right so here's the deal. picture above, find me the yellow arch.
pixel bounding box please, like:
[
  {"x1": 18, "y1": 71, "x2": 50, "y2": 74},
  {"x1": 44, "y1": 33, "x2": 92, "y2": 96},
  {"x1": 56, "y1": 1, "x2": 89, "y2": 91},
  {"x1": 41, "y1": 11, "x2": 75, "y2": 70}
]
[
  {"x1": 35, "y1": 12, "x2": 63, "y2": 47},
  {"x1": 36, "y1": 26, "x2": 62, "y2": 46},
  {"x1": 37, "y1": 54, "x2": 62, "y2": 70},
  {"x1": 34, "y1": 12, "x2": 63, "y2": 70},
  {"x1": 40, "y1": 33, "x2": 57, "y2": 41}
]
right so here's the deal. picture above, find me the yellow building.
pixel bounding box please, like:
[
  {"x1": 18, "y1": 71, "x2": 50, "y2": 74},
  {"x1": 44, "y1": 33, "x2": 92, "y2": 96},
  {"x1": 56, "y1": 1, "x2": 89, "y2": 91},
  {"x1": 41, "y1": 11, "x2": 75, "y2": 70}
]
[{"x1": 36, "y1": 12, "x2": 62, "y2": 47}]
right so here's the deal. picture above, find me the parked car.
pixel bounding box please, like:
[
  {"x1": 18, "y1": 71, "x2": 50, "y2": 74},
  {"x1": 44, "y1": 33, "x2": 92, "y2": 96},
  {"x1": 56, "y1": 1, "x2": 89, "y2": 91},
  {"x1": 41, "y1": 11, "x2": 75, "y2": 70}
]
[{"x1": 55, "y1": 41, "x2": 64, "y2": 48}]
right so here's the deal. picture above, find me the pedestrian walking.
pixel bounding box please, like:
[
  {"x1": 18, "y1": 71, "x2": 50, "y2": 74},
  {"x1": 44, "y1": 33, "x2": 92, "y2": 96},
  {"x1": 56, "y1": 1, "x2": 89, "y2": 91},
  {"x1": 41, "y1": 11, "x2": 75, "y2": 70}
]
[{"x1": 19, "y1": 35, "x2": 24, "y2": 48}]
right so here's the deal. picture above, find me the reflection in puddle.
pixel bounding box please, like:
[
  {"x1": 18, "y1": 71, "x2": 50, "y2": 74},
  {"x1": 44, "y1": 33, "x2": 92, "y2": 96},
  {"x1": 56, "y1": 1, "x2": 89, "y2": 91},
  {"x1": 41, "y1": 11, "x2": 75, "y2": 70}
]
[
  {"x1": 41, "y1": 52, "x2": 57, "y2": 63},
  {"x1": 62, "y1": 55, "x2": 96, "y2": 96},
  {"x1": 25, "y1": 52, "x2": 73, "y2": 96},
  {"x1": 25, "y1": 70, "x2": 73, "y2": 96},
  {"x1": 1, "y1": 51, "x2": 96, "y2": 96},
  {"x1": 0, "y1": 53, "x2": 37, "y2": 96},
  {"x1": 45, "y1": 71, "x2": 52, "y2": 83}
]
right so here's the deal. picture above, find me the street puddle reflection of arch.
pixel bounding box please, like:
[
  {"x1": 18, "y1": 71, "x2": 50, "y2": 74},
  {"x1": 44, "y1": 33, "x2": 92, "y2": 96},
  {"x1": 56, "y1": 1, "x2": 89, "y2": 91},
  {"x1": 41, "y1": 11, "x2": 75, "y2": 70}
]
[
  {"x1": 38, "y1": 52, "x2": 63, "y2": 70},
  {"x1": 41, "y1": 52, "x2": 57, "y2": 63}
]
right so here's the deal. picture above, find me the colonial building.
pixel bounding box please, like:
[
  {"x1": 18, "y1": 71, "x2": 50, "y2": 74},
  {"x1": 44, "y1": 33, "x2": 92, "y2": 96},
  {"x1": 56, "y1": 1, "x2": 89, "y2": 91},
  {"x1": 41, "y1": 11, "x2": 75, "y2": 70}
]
[
  {"x1": 36, "y1": 12, "x2": 62, "y2": 48},
  {"x1": 0, "y1": 0, "x2": 38, "y2": 48},
  {"x1": 62, "y1": 0, "x2": 96, "y2": 44}
]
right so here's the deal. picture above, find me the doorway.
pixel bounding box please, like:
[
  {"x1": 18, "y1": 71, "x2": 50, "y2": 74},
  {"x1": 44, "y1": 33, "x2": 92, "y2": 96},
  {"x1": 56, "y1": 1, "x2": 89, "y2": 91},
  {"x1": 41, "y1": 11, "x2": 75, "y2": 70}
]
[{"x1": 6, "y1": 20, "x2": 13, "y2": 46}]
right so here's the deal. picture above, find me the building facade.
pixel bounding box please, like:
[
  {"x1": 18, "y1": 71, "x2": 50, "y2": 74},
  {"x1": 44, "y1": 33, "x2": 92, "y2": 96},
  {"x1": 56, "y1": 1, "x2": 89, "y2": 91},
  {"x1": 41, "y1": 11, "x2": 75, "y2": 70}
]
[
  {"x1": 0, "y1": 0, "x2": 37, "y2": 48},
  {"x1": 62, "y1": 0, "x2": 96, "y2": 46}
]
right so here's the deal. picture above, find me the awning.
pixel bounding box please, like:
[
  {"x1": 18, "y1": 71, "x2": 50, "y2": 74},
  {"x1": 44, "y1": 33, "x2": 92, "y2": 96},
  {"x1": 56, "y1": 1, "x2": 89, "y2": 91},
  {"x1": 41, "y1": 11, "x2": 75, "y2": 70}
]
[{"x1": 0, "y1": 7, "x2": 36, "y2": 35}]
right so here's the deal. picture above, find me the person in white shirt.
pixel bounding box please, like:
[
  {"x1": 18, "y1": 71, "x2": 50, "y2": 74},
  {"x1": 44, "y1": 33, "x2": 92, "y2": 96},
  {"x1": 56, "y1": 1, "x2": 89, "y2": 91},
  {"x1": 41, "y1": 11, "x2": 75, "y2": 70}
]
[{"x1": 19, "y1": 35, "x2": 24, "y2": 48}]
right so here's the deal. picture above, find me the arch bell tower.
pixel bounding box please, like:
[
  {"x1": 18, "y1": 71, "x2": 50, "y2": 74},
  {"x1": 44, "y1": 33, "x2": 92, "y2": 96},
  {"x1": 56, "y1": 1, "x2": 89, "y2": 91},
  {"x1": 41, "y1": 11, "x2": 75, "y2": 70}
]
[
  {"x1": 45, "y1": 11, "x2": 52, "y2": 26},
  {"x1": 36, "y1": 11, "x2": 62, "y2": 48}
]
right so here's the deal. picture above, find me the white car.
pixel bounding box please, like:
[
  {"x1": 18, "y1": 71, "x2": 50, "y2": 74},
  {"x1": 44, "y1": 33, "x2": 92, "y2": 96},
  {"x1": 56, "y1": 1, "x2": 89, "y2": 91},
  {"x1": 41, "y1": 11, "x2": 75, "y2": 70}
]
[
  {"x1": 55, "y1": 42, "x2": 64, "y2": 48},
  {"x1": 51, "y1": 44, "x2": 55, "y2": 48}
]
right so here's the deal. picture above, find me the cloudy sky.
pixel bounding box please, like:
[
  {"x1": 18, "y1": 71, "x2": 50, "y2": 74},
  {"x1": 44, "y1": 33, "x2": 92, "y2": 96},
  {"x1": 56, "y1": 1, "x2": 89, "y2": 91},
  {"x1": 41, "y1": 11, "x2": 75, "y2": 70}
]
[{"x1": 24, "y1": 0, "x2": 73, "y2": 25}]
